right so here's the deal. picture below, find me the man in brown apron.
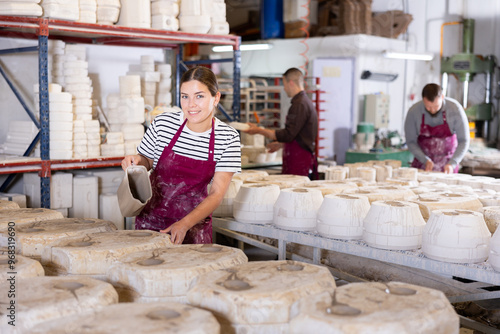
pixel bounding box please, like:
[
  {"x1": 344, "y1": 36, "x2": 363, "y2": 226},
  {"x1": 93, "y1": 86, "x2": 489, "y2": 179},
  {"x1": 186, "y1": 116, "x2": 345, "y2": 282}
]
[{"x1": 244, "y1": 68, "x2": 318, "y2": 178}]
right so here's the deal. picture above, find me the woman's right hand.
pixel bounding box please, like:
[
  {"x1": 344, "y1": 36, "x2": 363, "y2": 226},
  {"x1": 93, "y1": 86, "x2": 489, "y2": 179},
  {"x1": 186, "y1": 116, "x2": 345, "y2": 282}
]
[{"x1": 121, "y1": 155, "x2": 142, "y2": 171}]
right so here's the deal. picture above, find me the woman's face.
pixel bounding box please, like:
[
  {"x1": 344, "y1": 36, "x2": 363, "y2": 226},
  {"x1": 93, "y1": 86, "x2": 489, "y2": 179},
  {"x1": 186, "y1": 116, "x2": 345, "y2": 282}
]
[{"x1": 180, "y1": 80, "x2": 220, "y2": 132}]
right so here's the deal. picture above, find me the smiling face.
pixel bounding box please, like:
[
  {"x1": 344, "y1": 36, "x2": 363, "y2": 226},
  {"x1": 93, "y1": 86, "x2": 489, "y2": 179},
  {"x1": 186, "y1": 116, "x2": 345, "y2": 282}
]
[{"x1": 180, "y1": 80, "x2": 221, "y2": 132}]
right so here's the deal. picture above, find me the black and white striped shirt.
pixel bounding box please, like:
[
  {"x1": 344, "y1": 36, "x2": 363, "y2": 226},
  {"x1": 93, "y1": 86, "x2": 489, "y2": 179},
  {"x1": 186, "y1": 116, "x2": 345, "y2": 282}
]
[{"x1": 138, "y1": 111, "x2": 241, "y2": 173}]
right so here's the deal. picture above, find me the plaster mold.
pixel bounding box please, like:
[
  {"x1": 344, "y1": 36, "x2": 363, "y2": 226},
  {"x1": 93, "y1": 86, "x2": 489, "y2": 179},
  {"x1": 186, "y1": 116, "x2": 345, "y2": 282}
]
[
  {"x1": 0, "y1": 254, "x2": 44, "y2": 280},
  {"x1": 324, "y1": 166, "x2": 349, "y2": 180},
  {"x1": 384, "y1": 160, "x2": 402, "y2": 169},
  {"x1": 342, "y1": 185, "x2": 414, "y2": 203},
  {"x1": 490, "y1": 227, "x2": 500, "y2": 271},
  {"x1": 290, "y1": 282, "x2": 459, "y2": 334},
  {"x1": 363, "y1": 200, "x2": 425, "y2": 250},
  {"x1": 274, "y1": 188, "x2": 323, "y2": 231},
  {"x1": 477, "y1": 195, "x2": 500, "y2": 207},
  {"x1": 373, "y1": 164, "x2": 392, "y2": 182},
  {"x1": 483, "y1": 206, "x2": 500, "y2": 233},
  {"x1": 244, "y1": 174, "x2": 310, "y2": 189},
  {"x1": 0, "y1": 200, "x2": 19, "y2": 210},
  {"x1": 302, "y1": 180, "x2": 358, "y2": 196},
  {"x1": 423, "y1": 210, "x2": 490, "y2": 263},
  {"x1": 232, "y1": 170, "x2": 269, "y2": 182},
  {"x1": 393, "y1": 167, "x2": 418, "y2": 181},
  {"x1": 212, "y1": 179, "x2": 243, "y2": 217},
  {"x1": 0, "y1": 218, "x2": 117, "y2": 260},
  {"x1": 408, "y1": 193, "x2": 483, "y2": 221},
  {"x1": 356, "y1": 167, "x2": 376, "y2": 182},
  {"x1": 459, "y1": 176, "x2": 495, "y2": 189},
  {"x1": 233, "y1": 184, "x2": 280, "y2": 224},
  {"x1": 187, "y1": 260, "x2": 336, "y2": 333},
  {"x1": 0, "y1": 276, "x2": 118, "y2": 332},
  {"x1": 107, "y1": 244, "x2": 247, "y2": 302},
  {"x1": 317, "y1": 194, "x2": 370, "y2": 239},
  {"x1": 41, "y1": 231, "x2": 172, "y2": 276},
  {"x1": 0, "y1": 208, "x2": 64, "y2": 229}
]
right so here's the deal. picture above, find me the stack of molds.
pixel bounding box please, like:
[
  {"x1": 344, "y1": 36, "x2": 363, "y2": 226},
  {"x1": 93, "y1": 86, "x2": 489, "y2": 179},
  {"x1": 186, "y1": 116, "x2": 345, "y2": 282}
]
[
  {"x1": 273, "y1": 188, "x2": 323, "y2": 232},
  {"x1": 179, "y1": 0, "x2": 211, "y2": 33},
  {"x1": 130, "y1": 55, "x2": 161, "y2": 107},
  {"x1": 232, "y1": 169, "x2": 269, "y2": 182},
  {"x1": 417, "y1": 171, "x2": 440, "y2": 182},
  {"x1": 490, "y1": 227, "x2": 500, "y2": 271},
  {"x1": 96, "y1": 0, "x2": 120, "y2": 25},
  {"x1": 483, "y1": 179, "x2": 500, "y2": 193},
  {"x1": 99, "y1": 193, "x2": 124, "y2": 229},
  {"x1": 0, "y1": 192, "x2": 27, "y2": 208},
  {"x1": 121, "y1": 123, "x2": 144, "y2": 155},
  {"x1": 0, "y1": 276, "x2": 118, "y2": 333},
  {"x1": 151, "y1": 0, "x2": 180, "y2": 31},
  {"x1": 78, "y1": 0, "x2": 97, "y2": 23},
  {"x1": 101, "y1": 131, "x2": 125, "y2": 157},
  {"x1": 41, "y1": 230, "x2": 172, "y2": 279},
  {"x1": 290, "y1": 282, "x2": 459, "y2": 334},
  {"x1": 342, "y1": 185, "x2": 414, "y2": 203},
  {"x1": 49, "y1": 40, "x2": 66, "y2": 85},
  {"x1": 422, "y1": 210, "x2": 491, "y2": 263},
  {"x1": 41, "y1": 0, "x2": 79, "y2": 20},
  {"x1": 117, "y1": 0, "x2": 151, "y2": 28},
  {"x1": 85, "y1": 120, "x2": 101, "y2": 157},
  {"x1": 23, "y1": 172, "x2": 73, "y2": 210},
  {"x1": 156, "y1": 63, "x2": 173, "y2": 106},
  {"x1": 69, "y1": 175, "x2": 99, "y2": 218},
  {"x1": 385, "y1": 159, "x2": 402, "y2": 169},
  {"x1": 1, "y1": 120, "x2": 38, "y2": 155},
  {"x1": 393, "y1": 167, "x2": 418, "y2": 181},
  {"x1": 107, "y1": 244, "x2": 248, "y2": 303},
  {"x1": 212, "y1": 179, "x2": 243, "y2": 217},
  {"x1": 28, "y1": 302, "x2": 220, "y2": 334},
  {"x1": 0, "y1": 200, "x2": 19, "y2": 210},
  {"x1": 384, "y1": 177, "x2": 419, "y2": 187},
  {"x1": 233, "y1": 184, "x2": 280, "y2": 224},
  {"x1": 187, "y1": 260, "x2": 336, "y2": 333},
  {"x1": 363, "y1": 201, "x2": 426, "y2": 250},
  {"x1": 324, "y1": 166, "x2": 349, "y2": 180},
  {"x1": 434, "y1": 173, "x2": 472, "y2": 185},
  {"x1": 408, "y1": 192, "x2": 483, "y2": 221},
  {"x1": 477, "y1": 194, "x2": 500, "y2": 207},
  {"x1": 302, "y1": 180, "x2": 358, "y2": 196},
  {"x1": 208, "y1": 0, "x2": 230, "y2": 34},
  {"x1": 0, "y1": 254, "x2": 44, "y2": 279},
  {"x1": 0, "y1": 208, "x2": 63, "y2": 229},
  {"x1": 0, "y1": 0, "x2": 42, "y2": 16},
  {"x1": 317, "y1": 194, "x2": 370, "y2": 239},
  {"x1": 483, "y1": 206, "x2": 500, "y2": 233},
  {"x1": 0, "y1": 218, "x2": 116, "y2": 261},
  {"x1": 245, "y1": 174, "x2": 310, "y2": 189}
]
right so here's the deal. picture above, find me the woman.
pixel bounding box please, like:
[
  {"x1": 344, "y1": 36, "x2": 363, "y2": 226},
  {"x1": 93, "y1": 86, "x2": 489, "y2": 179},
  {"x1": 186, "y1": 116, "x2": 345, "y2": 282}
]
[{"x1": 121, "y1": 66, "x2": 241, "y2": 244}]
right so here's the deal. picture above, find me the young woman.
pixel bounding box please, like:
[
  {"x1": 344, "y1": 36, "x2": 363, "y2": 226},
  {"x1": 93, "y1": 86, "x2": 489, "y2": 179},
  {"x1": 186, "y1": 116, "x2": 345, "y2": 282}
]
[{"x1": 121, "y1": 66, "x2": 241, "y2": 244}]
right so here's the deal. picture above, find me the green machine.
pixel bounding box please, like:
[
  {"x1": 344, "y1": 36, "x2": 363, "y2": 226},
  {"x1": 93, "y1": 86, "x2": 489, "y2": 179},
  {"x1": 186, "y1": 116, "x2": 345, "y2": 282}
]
[{"x1": 440, "y1": 19, "x2": 496, "y2": 138}]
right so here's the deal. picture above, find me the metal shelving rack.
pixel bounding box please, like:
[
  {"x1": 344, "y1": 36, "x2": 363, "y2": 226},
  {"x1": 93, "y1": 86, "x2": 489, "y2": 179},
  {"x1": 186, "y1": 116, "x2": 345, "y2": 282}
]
[{"x1": 0, "y1": 16, "x2": 241, "y2": 208}]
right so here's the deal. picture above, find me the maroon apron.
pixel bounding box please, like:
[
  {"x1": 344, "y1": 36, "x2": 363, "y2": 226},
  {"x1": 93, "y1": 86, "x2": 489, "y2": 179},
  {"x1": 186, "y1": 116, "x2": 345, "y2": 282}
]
[
  {"x1": 282, "y1": 140, "x2": 316, "y2": 177},
  {"x1": 135, "y1": 118, "x2": 216, "y2": 244},
  {"x1": 411, "y1": 110, "x2": 459, "y2": 173}
]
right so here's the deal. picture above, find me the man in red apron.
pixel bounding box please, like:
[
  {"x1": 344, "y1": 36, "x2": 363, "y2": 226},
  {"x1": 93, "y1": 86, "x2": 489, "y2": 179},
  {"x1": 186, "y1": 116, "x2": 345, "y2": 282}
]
[
  {"x1": 121, "y1": 67, "x2": 240, "y2": 244},
  {"x1": 404, "y1": 83, "x2": 470, "y2": 173},
  {"x1": 245, "y1": 68, "x2": 318, "y2": 178}
]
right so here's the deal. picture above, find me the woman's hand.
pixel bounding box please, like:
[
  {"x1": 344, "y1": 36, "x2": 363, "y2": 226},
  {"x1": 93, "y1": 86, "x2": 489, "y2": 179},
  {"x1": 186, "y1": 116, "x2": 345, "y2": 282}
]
[
  {"x1": 161, "y1": 221, "x2": 189, "y2": 245},
  {"x1": 121, "y1": 154, "x2": 153, "y2": 171}
]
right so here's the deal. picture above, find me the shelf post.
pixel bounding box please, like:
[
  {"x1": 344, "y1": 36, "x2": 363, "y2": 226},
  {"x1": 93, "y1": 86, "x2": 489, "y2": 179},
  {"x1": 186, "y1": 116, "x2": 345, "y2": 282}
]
[{"x1": 38, "y1": 18, "x2": 50, "y2": 208}]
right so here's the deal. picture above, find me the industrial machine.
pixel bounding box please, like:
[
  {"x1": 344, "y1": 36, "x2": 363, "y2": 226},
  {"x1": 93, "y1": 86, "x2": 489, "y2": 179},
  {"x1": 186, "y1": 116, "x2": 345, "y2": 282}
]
[{"x1": 440, "y1": 18, "x2": 496, "y2": 140}]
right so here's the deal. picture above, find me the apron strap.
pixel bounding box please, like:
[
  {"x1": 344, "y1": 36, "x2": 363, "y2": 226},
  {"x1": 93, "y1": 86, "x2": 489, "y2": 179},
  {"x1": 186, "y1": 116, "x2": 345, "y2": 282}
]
[{"x1": 168, "y1": 118, "x2": 216, "y2": 162}]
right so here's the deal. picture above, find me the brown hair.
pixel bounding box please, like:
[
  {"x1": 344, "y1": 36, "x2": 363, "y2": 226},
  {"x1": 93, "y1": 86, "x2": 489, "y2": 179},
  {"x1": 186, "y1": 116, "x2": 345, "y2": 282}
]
[
  {"x1": 422, "y1": 83, "x2": 442, "y2": 101},
  {"x1": 180, "y1": 66, "x2": 219, "y2": 96},
  {"x1": 283, "y1": 67, "x2": 304, "y2": 87}
]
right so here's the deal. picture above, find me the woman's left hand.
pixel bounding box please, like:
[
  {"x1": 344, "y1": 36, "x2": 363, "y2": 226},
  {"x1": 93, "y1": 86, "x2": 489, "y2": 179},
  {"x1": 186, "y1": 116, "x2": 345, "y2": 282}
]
[{"x1": 161, "y1": 222, "x2": 188, "y2": 244}]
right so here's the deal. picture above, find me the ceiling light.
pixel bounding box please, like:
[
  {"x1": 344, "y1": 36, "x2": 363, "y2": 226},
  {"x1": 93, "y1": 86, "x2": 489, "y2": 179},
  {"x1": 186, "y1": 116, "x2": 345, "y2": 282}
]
[
  {"x1": 383, "y1": 51, "x2": 434, "y2": 61},
  {"x1": 212, "y1": 43, "x2": 273, "y2": 53}
]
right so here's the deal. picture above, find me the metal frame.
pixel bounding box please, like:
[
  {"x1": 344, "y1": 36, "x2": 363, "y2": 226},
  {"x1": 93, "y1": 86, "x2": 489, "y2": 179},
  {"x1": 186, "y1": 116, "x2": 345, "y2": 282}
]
[{"x1": 0, "y1": 16, "x2": 241, "y2": 206}]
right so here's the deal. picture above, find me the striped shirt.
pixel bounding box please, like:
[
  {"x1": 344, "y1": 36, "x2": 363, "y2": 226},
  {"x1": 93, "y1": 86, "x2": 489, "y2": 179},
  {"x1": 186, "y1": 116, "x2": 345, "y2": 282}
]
[{"x1": 138, "y1": 111, "x2": 241, "y2": 173}]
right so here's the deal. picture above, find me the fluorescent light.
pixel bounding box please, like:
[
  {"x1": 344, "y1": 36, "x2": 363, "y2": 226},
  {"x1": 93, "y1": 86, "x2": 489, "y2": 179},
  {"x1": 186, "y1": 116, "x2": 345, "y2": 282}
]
[
  {"x1": 383, "y1": 51, "x2": 434, "y2": 61},
  {"x1": 212, "y1": 43, "x2": 272, "y2": 53}
]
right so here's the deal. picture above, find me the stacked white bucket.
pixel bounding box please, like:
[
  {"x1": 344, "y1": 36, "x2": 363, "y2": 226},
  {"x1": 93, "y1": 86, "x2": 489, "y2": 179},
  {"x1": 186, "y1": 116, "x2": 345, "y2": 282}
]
[
  {"x1": 78, "y1": 0, "x2": 97, "y2": 23},
  {"x1": 116, "y1": 0, "x2": 151, "y2": 28},
  {"x1": 41, "y1": 0, "x2": 79, "y2": 21},
  {"x1": 151, "y1": 0, "x2": 180, "y2": 31},
  {"x1": 96, "y1": 0, "x2": 121, "y2": 25},
  {"x1": 157, "y1": 64, "x2": 173, "y2": 106},
  {"x1": 105, "y1": 74, "x2": 144, "y2": 156},
  {"x1": 33, "y1": 83, "x2": 74, "y2": 159}
]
